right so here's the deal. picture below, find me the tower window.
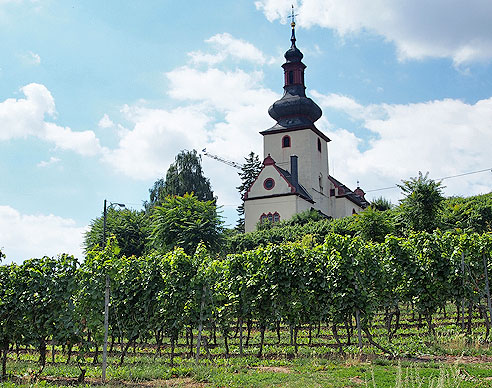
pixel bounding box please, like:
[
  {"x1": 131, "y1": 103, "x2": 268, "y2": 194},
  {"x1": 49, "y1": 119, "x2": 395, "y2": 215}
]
[
  {"x1": 282, "y1": 135, "x2": 291, "y2": 148},
  {"x1": 317, "y1": 138, "x2": 322, "y2": 152},
  {"x1": 288, "y1": 71, "x2": 294, "y2": 84}
]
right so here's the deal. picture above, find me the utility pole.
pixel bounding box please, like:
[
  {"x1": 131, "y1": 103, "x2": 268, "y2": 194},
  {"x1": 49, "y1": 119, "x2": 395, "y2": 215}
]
[{"x1": 101, "y1": 200, "x2": 125, "y2": 382}]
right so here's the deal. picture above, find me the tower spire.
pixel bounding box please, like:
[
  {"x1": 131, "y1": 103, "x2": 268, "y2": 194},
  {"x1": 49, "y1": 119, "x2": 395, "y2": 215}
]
[
  {"x1": 288, "y1": 5, "x2": 298, "y2": 48},
  {"x1": 262, "y1": 9, "x2": 324, "y2": 135}
]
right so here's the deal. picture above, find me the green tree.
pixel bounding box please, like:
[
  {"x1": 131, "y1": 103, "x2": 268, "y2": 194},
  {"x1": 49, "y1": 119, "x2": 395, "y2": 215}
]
[
  {"x1": 147, "y1": 150, "x2": 214, "y2": 209},
  {"x1": 83, "y1": 208, "x2": 149, "y2": 258},
  {"x1": 236, "y1": 152, "x2": 262, "y2": 232},
  {"x1": 441, "y1": 193, "x2": 492, "y2": 233},
  {"x1": 285, "y1": 209, "x2": 326, "y2": 225},
  {"x1": 355, "y1": 206, "x2": 393, "y2": 243},
  {"x1": 150, "y1": 193, "x2": 223, "y2": 255},
  {"x1": 398, "y1": 171, "x2": 444, "y2": 233},
  {"x1": 371, "y1": 196, "x2": 393, "y2": 211}
]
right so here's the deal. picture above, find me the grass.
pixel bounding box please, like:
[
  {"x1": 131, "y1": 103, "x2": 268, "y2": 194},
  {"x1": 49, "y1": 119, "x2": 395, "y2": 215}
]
[
  {"x1": 3, "y1": 306, "x2": 492, "y2": 387},
  {"x1": 2, "y1": 358, "x2": 492, "y2": 387}
]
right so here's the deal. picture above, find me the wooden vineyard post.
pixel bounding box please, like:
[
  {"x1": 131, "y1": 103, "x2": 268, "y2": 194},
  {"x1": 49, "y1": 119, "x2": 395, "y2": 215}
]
[
  {"x1": 483, "y1": 254, "x2": 492, "y2": 331},
  {"x1": 461, "y1": 251, "x2": 465, "y2": 330},
  {"x1": 195, "y1": 284, "x2": 206, "y2": 363},
  {"x1": 102, "y1": 274, "x2": 110, "y2": 382},
  {"x1": 351, "y1": 255, "x2": 363, "y2": 349}
]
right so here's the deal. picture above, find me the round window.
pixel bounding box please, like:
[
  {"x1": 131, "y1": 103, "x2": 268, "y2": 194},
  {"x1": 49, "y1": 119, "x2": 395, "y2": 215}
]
[{"x1": 263, "y1": 178, "x2": 275, "y2": 190}]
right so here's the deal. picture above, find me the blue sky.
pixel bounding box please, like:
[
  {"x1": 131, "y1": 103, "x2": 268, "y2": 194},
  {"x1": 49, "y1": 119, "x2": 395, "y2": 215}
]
[{"x1": 1, "y1": 0, "x2": 492, "y2": 263}]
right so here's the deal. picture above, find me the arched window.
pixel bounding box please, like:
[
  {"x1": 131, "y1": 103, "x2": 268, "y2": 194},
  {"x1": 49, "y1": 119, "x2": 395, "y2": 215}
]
[
  {"x1": 282, "y1": 135, "x2": 291, "y2": 148},
  {"x1": 260, "y1": 212, "x2": 281, "y2": 224},
  {"x1": 288, "y1": 71, "x2": 294, "y2": 84},
  {"x1": 317, "y1": 138, "x2": 322, "y2": 152}
]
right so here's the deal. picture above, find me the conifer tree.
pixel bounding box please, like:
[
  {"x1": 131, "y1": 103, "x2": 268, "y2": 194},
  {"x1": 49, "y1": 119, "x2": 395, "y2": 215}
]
[{"x1": 236, "y1": 152, "x2": 262, "y2": 232}]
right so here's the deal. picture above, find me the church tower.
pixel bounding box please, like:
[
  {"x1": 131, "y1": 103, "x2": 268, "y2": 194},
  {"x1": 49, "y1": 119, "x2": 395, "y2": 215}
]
[{"x1": 243, "y1": 17, "x2": 368, "y2": 232}]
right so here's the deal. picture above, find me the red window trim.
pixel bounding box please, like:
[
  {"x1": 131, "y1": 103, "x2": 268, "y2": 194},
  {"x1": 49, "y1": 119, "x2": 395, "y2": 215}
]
[
  {"x1": 282, "y1": 135, "x2": 291, "y2": 148},
  {"x1": 263, "y1": 178, "x2": 275, "y2": 190},
  {"x1": 260, "y1": 212, "x2": 281, "y2": 223}
]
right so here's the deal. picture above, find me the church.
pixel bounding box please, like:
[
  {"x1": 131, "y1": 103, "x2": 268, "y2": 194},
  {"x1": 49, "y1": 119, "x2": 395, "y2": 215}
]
[{"x1": 244, "y1": 19, "x2": 369, "y2": 233}]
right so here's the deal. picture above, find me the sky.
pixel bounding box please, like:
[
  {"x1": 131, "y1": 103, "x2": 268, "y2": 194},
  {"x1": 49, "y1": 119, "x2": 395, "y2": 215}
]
[{"x1": 1, "y1": 0, "x2": 492, "y2": 264}]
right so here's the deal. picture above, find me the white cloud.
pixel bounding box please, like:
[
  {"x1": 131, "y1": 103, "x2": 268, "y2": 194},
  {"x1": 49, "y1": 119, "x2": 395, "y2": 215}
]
[
  {"x1": 27, "y1": 51, "x2": 41, "y2": 65},
  {"x1": 103, "y1": 105, "x2": 212, "y2": 180},
  {"x1": 188, "y1": 33, "x2": 271, "y2": 65},
  {"x1": 98, "y1": 113, "x2": 114, "y2": 128},
  {"x1": 0, "y1": 83, "x2": 103, "y2": 156},
  {"x1": 316, "y1": 93, "x2": 492, "y2": 203},
  {"x1": 37, "y1": 156, "x2": 61, "y2": 167},
  {"x1": 17, "y1": 50, "x2": 41, "y2": 65},
  {"x1": 0, "y1": 206, "x2": 86, "y2": 264},
  {"x1": 255, "y1": 0, "x2": 492, "y2": 65}
]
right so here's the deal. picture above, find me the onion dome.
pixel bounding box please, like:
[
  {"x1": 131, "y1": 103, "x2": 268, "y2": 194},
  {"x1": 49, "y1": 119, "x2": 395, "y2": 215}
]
[{"x1": 261, "y1": 15, "x2": 325, "y2": 138}]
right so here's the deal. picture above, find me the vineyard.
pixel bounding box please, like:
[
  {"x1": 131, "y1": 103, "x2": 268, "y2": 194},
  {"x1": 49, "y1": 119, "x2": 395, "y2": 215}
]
[{"x1": 1, "y1": 230, "x2": 492, "y2": 386}]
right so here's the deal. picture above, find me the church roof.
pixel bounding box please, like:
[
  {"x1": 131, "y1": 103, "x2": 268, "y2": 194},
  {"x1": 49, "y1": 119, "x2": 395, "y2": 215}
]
[
  {"x1": 276, "y1": 165, "x2": 313, "y2": 202},
  {"x1": 328, "y1": 175, "x2": 370, "y2": 208}
]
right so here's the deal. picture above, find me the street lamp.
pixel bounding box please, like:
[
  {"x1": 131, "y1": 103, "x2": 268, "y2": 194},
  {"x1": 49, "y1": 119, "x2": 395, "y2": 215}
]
[
  {"x1": 102, "y1": 199, "x2": 125, "y2": 248},
  {"x1": 102, "y1": 199, "x2": 125, "y2": 383}
]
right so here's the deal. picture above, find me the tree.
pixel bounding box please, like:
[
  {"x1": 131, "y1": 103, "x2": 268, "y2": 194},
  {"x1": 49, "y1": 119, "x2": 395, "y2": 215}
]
[
  {"x1": 355, "y1": 206, "x2": 393, "y2": 243},
  {"x1": 236, "y1": 152, "x2": 262, "y2": 231},
  {"x1": 147, "y1": 150, "x2": 214, "y2": 209},
  {"x1": 150, "y1": 193, "x2": 223, "y2": 255},
  {"x1": 441, "y1": 193, "x2": 492, "y2": 233},
  {"x1": 398, "y1": 172, "x2": 444, "y2": 233},
  {"x1": 284, "y1": 209, "x2": 326, "y2": 226},
  {"x1": 83, "y1": 208, "x2": 149, "y2": 258},
  {"x1": 371, "y1": 196, "x2": 393, "y2": 211}
]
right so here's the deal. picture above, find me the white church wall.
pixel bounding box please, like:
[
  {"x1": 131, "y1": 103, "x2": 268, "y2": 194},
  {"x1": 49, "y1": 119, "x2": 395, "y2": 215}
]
[
  {"x1": 244, "y1": 195, "x2": 297, "y2": 233},
  {"x1": 244, "y1": 195, "x2": 313, "y2": 233},
  {"x1": 332, "y1": 196, "x2": 365, "y2": 219},
  {"x1": 247, "y1": 165, "x2": 293, "y2": 198}
]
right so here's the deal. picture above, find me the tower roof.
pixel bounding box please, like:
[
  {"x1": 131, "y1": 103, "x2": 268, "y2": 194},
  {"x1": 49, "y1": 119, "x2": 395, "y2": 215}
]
[{"x1": 261, "y1": 15, "x2": 327, "y2": 141}]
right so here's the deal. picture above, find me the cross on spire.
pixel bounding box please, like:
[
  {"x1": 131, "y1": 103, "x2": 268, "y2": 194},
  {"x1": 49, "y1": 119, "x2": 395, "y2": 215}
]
[
  {"x1": 288, "y1": 5, "x2": 299, "y2": 46},
  {"x1": 288, "y1": 4, "x2": 298, "y2": 28}
]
